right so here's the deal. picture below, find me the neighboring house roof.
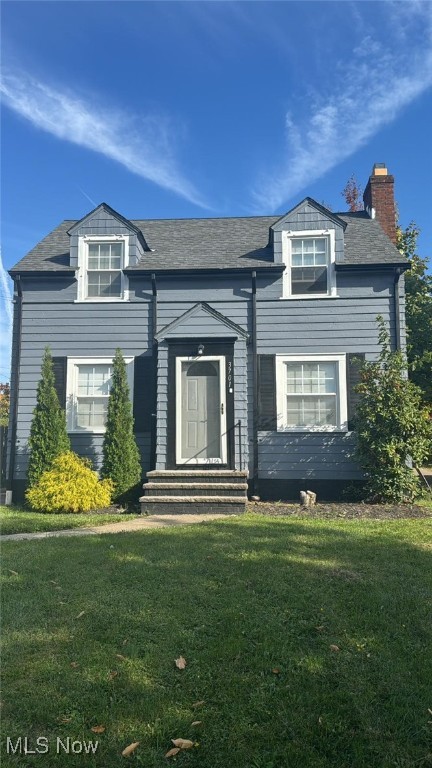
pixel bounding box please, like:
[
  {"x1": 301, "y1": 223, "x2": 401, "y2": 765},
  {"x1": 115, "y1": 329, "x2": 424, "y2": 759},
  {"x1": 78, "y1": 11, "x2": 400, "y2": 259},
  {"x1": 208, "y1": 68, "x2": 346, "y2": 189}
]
[{"x1": 9, "y1": 209, "x2": 408, "y2": 275}]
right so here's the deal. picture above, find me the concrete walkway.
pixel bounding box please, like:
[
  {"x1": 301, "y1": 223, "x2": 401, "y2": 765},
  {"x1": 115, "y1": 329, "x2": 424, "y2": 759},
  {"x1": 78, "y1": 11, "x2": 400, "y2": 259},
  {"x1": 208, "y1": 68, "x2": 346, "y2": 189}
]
[{"x1": 0, "y1": 514, "x2": 231, "y2": 542}]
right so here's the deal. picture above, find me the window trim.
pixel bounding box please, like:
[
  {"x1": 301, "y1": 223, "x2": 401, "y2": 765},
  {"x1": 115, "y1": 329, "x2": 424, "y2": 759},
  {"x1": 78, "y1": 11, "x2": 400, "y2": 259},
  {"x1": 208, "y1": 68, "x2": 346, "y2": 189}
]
[
  {"x1": 282, "y1": 229, "x2": 336, "y2": 299},
  {"x1": 275, "y1": 353, "x2": 347, "y2": 432},
  {"x1": 77, "y1": 235, "x2": 130, "y2": 302},
  {"x1": 66, "y1": 356, "x2": 134, "y2": 433}
]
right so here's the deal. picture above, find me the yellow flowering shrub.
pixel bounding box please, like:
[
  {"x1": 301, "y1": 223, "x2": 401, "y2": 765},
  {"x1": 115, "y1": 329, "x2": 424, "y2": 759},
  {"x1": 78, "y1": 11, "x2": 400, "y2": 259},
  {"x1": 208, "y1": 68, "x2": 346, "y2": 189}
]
[{"x1": 26, "y1": 451, "x2": 114, "y2": 513}]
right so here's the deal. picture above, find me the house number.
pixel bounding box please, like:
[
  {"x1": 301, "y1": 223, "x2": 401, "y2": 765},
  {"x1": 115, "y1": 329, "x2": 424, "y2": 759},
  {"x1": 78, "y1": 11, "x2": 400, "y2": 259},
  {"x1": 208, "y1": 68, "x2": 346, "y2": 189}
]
[{"x1": 227, "y1": 361, "x2": 233, "y2": 393}]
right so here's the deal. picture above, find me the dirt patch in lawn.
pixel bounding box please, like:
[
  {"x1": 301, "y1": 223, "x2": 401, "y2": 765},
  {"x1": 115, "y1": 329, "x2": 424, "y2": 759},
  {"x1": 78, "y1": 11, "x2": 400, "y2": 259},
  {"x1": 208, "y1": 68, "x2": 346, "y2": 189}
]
[{"x1": 246, "y1": 501, "x2": 431, "y2": 519}]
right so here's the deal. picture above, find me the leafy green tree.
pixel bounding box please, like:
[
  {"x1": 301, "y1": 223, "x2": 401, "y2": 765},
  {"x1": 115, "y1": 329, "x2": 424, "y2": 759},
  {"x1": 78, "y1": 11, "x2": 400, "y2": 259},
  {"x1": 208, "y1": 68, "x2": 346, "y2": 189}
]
[
  {"x1": 355, "y1": 318, "x2": 432, "y2": 502},
  {"x1": 28, "y1": 348, "x2": 70, "y2": 486},
  {"x1": 0, "y1": 382, "x2": 10, "y2": 427},
  {"x1": 397, "y1": 222, "x2": 432, "y2": 407},
  {"x1": 101, "y1": 349, "x2": 141, "y2": 501}
]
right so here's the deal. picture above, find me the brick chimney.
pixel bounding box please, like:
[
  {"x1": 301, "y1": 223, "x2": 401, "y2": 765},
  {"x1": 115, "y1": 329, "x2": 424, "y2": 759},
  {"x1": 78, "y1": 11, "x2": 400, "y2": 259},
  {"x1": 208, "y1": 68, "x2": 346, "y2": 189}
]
[{"x1": 363, "y1": 163, "x2": 397, "y2": 244}]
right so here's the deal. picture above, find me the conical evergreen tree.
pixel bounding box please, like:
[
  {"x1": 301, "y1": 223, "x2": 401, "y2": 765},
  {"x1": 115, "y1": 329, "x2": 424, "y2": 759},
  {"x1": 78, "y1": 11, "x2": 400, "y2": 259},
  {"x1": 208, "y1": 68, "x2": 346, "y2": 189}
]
[
  {"x1": 102, "y1": 349, "x2": 141, "y2": 500},
  {"x1": 28, "y1": 347, "x2": 70, "y2": 486}
]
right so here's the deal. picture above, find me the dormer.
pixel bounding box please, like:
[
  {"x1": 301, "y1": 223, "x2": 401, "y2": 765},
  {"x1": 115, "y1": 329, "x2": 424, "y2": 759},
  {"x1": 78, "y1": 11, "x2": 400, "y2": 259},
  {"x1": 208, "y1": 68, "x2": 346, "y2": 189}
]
[
  {"x1": 270, "y1": 199, "x2": 346, "y2": 299},
  {"x1": 67, "y1": 203, "x2": 147, "y2": 302}
]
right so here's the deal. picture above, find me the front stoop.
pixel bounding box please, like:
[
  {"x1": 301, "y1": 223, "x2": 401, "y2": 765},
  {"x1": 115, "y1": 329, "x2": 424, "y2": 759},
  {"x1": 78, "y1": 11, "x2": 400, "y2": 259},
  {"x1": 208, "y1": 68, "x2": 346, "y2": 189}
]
[{"x1": 139, "y1": 470, "x2": 248, "y2": 515}]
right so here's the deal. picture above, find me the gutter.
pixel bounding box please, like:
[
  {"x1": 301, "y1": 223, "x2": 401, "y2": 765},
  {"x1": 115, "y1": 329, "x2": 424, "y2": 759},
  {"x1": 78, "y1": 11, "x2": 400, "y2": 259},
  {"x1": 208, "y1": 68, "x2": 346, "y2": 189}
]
[
  {"x1": 151, "y1": 273, "x2": 158, "y2": 470},
  {"x1": 6, "y1": 277, "x2": 23, "y2": 503},
  {"x1": 251, "y1": 270, "x2": 259, "y2": 496}
]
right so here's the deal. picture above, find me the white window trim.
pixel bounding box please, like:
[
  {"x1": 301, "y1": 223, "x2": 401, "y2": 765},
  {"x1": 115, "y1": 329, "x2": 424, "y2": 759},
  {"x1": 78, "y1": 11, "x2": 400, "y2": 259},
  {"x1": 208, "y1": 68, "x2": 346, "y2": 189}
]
[
  {"x1": 275, "y1": 353, "x2": 347, "y2": 432},
  {"x1": 66, "y1": 356, "x2": 134, "y2": 433},
  {"x1": 76, "y1": 235, "x2": 130, "y2": 302},
  {"x1": 282, "y1": 229, "x2": 337, "y2": 299},
  {"x1": 175, "y1": 355, "x2": 227, "y2": 465}
]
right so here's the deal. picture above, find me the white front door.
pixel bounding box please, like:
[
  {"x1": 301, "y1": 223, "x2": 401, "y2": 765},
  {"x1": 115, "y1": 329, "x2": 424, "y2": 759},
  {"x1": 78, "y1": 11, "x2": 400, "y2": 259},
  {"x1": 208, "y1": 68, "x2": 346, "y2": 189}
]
[{"x1": 176, "y1": 356, "x2": 227, "y2": 464}]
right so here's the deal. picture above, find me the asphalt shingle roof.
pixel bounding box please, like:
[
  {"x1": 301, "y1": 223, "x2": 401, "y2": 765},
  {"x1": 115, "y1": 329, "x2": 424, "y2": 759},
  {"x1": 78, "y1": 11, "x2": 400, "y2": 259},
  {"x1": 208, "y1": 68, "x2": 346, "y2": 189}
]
[{"x1": 9, "y1": 210, "x2": 407, "y2": 275}]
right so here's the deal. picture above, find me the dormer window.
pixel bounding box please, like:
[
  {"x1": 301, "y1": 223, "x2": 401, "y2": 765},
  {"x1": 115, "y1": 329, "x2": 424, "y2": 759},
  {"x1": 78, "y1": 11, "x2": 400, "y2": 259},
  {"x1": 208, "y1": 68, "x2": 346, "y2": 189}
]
[
  {"x1": 77, "y1": 235, "x2": 129, "y2": 301},
  {"x1": 283, "y1": 229, "x2": 336, "y2": 298}
]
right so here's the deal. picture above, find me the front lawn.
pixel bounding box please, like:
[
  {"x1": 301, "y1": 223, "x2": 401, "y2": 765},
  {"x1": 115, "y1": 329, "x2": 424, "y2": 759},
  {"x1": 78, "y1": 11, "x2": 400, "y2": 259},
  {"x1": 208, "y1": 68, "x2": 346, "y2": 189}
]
[
  {"x1": 0, "y1": 506, "x2": 137, "y2": 535},
  {"x1": 1, "y1": 515, "x2": 431, "y2": 767}
]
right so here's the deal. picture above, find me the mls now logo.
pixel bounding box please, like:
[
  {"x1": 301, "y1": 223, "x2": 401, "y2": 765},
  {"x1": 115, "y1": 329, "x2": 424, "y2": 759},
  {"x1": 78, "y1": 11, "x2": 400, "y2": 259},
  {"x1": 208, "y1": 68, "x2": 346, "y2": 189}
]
[{"x1": 6, "y1": 736, "x2": 99, "y2": 755}]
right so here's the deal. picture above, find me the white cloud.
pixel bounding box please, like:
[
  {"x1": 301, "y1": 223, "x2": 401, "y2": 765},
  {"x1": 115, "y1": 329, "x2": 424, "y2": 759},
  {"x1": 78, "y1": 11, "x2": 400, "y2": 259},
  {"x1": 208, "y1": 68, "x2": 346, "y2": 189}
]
[
  {"x1": 0, "y1": 69, "x2": 208, "y2": 209},
  {"x1": 251, "y1": 5, "x2": 432, "y2": 211}
]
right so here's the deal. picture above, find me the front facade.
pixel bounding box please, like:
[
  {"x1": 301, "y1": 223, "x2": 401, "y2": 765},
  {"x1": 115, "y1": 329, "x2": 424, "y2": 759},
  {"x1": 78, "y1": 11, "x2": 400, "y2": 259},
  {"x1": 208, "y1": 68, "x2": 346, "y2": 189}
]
[{"x1": 6, "y1": 165, "x2": 409, "y2": 504}]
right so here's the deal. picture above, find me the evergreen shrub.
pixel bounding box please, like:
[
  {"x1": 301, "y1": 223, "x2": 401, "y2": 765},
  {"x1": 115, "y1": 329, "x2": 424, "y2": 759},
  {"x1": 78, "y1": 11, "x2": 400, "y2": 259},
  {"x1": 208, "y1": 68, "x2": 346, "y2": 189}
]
[
  {"x1": 102, "y1": 349, "x2": 141, "y2": 501},
  {"x1": 26, "y1": 452, "x2": 114, "y2": 513},
  {"x1": 28, "y1": 347, "x2": 70, "y2": 486}
]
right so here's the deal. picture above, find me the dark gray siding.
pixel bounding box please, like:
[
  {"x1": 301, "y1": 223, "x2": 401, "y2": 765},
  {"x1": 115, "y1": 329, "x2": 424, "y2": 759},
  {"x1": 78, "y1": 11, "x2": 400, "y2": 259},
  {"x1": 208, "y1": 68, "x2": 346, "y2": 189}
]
[{"x1": 258, "y1": 433, "x2": 361, "y2": 480}]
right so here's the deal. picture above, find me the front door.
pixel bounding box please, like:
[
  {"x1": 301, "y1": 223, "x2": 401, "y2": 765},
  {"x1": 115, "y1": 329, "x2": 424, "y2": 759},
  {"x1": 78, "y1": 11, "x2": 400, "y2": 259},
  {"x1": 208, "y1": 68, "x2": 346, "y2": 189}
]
[{"x1": 176, "y1": 356, "x2": 227, "y2": 465}]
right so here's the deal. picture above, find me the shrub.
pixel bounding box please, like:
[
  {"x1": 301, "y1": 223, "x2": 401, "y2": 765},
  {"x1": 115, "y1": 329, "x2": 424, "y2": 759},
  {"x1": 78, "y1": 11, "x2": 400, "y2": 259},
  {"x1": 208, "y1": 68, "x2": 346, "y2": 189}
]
[
  {"x1": 102, "y1": 349, "x2": 141, "y2": 501},
  {"x1": 28, "y1": 347, "x2": 70, "y2": 486},
  {"x1": 26, "y1": 452, "x2": 114, "y2": 513},
  {"x1": 355, "y1": 318, "x2": 432, "y2": 503}
]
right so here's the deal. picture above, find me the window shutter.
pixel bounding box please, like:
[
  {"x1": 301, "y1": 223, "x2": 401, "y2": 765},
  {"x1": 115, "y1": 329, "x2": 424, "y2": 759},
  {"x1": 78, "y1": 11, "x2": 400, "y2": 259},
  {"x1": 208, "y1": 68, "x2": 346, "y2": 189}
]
[
  {"x1": 258, "y1": 355, "x2": 277, "y2": 430},
  {"x1": 133, "y1": 356, "x2": 155, "y2": 433},
  {"x1": 346, "y1": 353, "x2": 366, "y2": 430},
  {"x1": 52, "y1": 357, "x2": 67, "y2": 409}
]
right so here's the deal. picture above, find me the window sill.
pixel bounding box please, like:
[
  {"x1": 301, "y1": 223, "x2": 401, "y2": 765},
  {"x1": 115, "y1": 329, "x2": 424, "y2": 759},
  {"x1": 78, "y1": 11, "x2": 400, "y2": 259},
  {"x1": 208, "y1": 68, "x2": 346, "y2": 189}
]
[
  {"x1": 279, "y1": 295, "x2": 340, "y2": 300},
  {"x1": 68, "y1": 428, "x2": 107, "y2": 435},
  {"x1": 276, "y1": 426, "x2": 348, "y2": 433},
  {"x1": 74, "y1": 298, "x2": 129, "y2": 303}
]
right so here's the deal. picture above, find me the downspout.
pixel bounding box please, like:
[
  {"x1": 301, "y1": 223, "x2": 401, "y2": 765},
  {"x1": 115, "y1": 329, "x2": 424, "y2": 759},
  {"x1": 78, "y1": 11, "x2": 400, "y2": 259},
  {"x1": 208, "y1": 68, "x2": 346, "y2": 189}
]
[
  {"x1": 6, "y1": 276, "x2": 23, "y2": 503},
  {"x1": 393, "y1": 267, "x2": 402, "y2": 351},
  {"x1": 252, "y1": 270, "x2": 259, "y2": 496},
  {"x1": 151, "y1": 273, "x2": 158, "y2": 470}
]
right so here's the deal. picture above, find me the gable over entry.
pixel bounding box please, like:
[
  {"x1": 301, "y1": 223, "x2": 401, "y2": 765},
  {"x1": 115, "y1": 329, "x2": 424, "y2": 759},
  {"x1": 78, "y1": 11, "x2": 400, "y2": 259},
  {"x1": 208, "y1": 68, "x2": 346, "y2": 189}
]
[{"x1": 154, "y1": 303, "x2": 249, "y2": 472}]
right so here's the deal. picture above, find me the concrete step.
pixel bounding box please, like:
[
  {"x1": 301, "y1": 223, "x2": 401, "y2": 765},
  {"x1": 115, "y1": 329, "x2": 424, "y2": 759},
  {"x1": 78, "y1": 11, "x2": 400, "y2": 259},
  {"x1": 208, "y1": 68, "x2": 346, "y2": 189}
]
[
  {"x1": 143, "y1": 482, "x2": 248, "y2": 498},
  {"x1": 146, "y1": 470, "x2": 248, "y2": 485}
]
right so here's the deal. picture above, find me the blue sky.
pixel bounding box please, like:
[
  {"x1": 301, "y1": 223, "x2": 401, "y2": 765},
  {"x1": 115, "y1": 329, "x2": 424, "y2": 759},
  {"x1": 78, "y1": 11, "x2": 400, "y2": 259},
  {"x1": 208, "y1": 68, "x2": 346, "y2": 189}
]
[{"x1": 1, "y1": 0, "x2": 432, "y2": 380}]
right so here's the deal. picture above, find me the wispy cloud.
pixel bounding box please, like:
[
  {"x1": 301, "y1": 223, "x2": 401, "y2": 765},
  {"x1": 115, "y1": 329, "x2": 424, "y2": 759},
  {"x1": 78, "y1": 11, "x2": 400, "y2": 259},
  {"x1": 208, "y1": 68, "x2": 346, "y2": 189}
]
[
  {"x1": 0, "y1": 69, "x2": 208, "y2": 208},
  {"x1": 251, "y1": 4, "x2": 432, "y2": 211}
]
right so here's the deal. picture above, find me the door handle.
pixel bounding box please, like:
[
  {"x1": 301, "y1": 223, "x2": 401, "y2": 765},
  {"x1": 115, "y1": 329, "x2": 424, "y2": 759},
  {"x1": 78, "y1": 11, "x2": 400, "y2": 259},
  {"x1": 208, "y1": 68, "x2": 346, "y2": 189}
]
[{"x1": 220, "y1": 403, "x2": 224, "y2": 415}]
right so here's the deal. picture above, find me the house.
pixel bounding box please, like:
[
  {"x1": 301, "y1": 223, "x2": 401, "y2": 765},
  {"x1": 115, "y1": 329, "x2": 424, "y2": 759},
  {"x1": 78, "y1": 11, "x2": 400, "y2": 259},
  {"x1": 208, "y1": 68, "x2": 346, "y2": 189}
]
[{"x1": 5, "y1": 164, "x2": 409, "y2": 511}]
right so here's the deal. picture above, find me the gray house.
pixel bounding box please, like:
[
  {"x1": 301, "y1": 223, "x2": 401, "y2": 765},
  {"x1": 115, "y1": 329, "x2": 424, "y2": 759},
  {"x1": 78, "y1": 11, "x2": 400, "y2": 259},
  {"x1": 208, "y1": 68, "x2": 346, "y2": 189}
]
[{"x1": 6, "y1": 164, "x2": 408, "y2": 511}]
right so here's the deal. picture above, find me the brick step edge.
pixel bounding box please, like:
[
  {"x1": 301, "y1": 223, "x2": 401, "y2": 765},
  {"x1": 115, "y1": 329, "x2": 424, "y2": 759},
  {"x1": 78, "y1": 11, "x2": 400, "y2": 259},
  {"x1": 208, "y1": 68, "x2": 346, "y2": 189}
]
[
  {"x1": 140, "y1": 501, "x2": 244, "y2": 515},
  {"x1": 139, "y1": 495, "x2": 246, "y2": 503},
  {"x1": 146, "y1": 470, "x2": 248, "y2": 478},
  {"x1": 143, "y1": 483, "x2": 248, "y2": 490}
]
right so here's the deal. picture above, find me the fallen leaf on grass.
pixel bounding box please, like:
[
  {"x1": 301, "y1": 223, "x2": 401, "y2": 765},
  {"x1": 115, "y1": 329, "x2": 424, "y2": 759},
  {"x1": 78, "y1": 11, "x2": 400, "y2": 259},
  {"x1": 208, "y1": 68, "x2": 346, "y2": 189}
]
[
  {"x1": 108, "y1": 670, "x2": 118, "y2": 680},
  {"x1": 116, "y1": 654, "x2": 127, "y2": 660},
  {"x1": 329, "y1": 644, "x2": 340, "y2": 652},
  {"x1": 91, "y1": 725, "x2": 105, "y2": 734},
  {"x1": 315, "y1": 625, "x2": 325, "y2": 632},
  {"x1": 122, "y1": 741, "x2": 140, "y2": 757},
  {"x1": 171, "y1": 739, "x2": 194, "y2": 749},
  {"x1": 272, "y1": 668, "x2": 281, "y2": 675},
  {"x1": 58, "y1": 717, "x2": 72, "y2": 723},
  {"x1": 165, "y1": 747, "x2": 181, "y2": 758},
  {"x1": 191, "y1": 721, "x2": 202, "y2": 727},
  {"x1": 49, "y1": 580, "x2": 58, "y2": 585},
  {"x1": 192, "y1": 700, "x2": 205, "y2": 708},
  {"x1": 122, "y1": 639, "x2": 128, "y2": 646},
  {"x1": 8, "y1": 570, "x2": 19, "y2": 576},
  {"x1": 175, "y1": 656, "x2": 187, "y2": 669},
  {"x1": 70, "y1": 662, "x2": 79, "y2": 668},
  {"x1": 75, "y1": 611, "x2": 86, "y2": 619}
]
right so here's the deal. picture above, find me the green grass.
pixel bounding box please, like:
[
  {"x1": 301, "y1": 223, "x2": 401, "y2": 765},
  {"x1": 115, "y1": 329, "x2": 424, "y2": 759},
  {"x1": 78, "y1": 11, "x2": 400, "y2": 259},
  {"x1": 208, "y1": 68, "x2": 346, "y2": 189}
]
[
  {"x1": 0, "y1": 506, "x2": 137, "y2": 535},
  {"x1": 1, "y1": 515, "x2": 432, "y2": 767}
]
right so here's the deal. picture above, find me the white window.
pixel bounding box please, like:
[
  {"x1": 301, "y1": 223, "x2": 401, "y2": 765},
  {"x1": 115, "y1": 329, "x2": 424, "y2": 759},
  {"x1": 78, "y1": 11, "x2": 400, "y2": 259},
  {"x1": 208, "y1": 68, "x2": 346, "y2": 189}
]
[
  {"x1": 77, "y1": 236, "x2": 129, "y2": 301},
  {"x1": 276, "y1": 354, "x2": 347, "y2": 431},
  {"x1": 66, "y1": 357, "x2": 134, "y2": 433},
  {"x1": 283, "y1": 229, "x2": 336, "y2": 298}
]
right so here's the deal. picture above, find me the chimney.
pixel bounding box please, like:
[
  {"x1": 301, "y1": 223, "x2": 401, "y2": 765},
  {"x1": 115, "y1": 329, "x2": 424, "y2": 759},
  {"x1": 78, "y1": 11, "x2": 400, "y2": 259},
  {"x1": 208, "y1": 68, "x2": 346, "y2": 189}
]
[{"x1": 363, "y1": 163, "x2": 397, "y2": 244}]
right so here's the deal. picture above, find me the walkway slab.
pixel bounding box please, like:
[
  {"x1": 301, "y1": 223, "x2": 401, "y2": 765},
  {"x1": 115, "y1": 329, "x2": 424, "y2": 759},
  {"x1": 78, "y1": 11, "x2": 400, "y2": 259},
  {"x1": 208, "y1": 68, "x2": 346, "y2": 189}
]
[{"x1": 0, "y1": 514, "x2": 232, "y2": 542}]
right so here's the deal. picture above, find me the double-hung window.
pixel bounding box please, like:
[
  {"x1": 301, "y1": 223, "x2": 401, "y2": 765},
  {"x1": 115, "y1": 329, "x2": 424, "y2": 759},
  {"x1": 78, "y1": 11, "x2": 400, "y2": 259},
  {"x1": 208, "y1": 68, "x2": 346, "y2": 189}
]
[
  {"x1": 78, "y1": 236, "x2": 128, "y2": 301},
  {"x1": 276, "y1": 354, "x2": 347, "y2": 431},
  {"x1": 66, "y1": 358, "x2": 133, "y2": 432},
  {"x1": 284, "y1": 229, "x2": 336, "y2": 297}
]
